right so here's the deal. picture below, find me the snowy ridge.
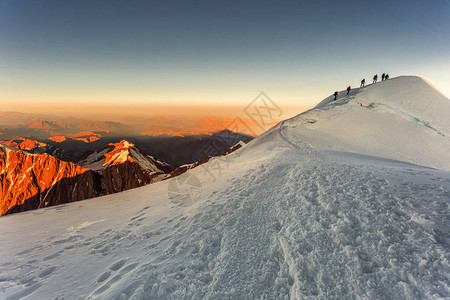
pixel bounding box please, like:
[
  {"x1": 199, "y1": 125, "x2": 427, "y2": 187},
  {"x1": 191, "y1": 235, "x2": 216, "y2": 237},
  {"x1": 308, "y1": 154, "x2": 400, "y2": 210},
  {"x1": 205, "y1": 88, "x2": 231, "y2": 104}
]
[
  {"x1": 0, "y1": 76, "x2": 449, "y2": 299},
  {"x1": 127, "y1": 147, "x2": 168, "y2": 173},
  {"x1": 0, "y1": 143, "x2": 21, "y2": 152},
  {"x1": 259, "y1": 76, "x2": 450, "y2": 170},
  {"x1": 0, "y1": 142, "x2": 49, "y2": 157},
  {"x1": 0, "y1": 143, "x2": 42, "y2": 155},
  {"x1": 77, "y1": 147, "x2": 112, "y2": 171}
]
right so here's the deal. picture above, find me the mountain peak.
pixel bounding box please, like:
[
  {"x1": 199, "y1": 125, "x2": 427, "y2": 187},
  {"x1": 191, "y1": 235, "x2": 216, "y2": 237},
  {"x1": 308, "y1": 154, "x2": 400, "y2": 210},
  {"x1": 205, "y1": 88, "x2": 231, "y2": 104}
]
[
  {"x1": 29, "y1": 119, "x2": 51, "y2": 129},
  {"x1": 315, "y1": 76, "x2": 447, "y2": 111},
  {"x1": 28, "y1": 120, "x2": 70, "y2": 130},
  {"x1": 104, "y1": 140, "x2": 135, "y2": 167},
  {"x1": 48, "y1": 135, "x2": 67, "y2": 143},
  {"x1": 259, "y1": 75, "x2": 450, "y2": 170},
  {"x1": 76, "y1": 139, "x2": 175, "y2": 194},
  {"x1": 109, "y1": 140, "x2": 134, "y2": 150},
  {"x1": 78, "y1": 140, "x2": 173, "y2": 174}
]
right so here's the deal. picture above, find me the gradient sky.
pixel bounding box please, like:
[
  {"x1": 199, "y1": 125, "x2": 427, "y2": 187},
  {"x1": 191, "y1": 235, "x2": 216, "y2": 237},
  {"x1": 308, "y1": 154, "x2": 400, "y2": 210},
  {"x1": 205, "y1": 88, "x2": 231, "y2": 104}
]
[{"x1": 1, "y1": 0, "x2": 449, "y2": 120}]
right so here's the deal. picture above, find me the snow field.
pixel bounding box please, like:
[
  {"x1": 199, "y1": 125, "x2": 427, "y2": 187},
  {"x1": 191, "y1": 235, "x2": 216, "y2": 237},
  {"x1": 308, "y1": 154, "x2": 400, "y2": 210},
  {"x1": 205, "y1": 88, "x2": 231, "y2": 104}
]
[{"x1": 1, "y1": 132, "x2": 448, "y2": 299}]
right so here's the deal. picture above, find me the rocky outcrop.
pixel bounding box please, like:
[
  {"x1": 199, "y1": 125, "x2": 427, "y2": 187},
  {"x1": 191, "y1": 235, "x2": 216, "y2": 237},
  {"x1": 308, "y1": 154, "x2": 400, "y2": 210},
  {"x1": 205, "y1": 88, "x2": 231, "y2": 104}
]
[
  {"x1": 167, "y1": 156, "x2": 212, "y2": 179},
  {"x1": 70, "y1": 131, "x2": 102, "y2": 143},
  {"x1": 101, "y1": 161, "x2": 162, "y2": 194},
  {"x1": 0, "y1": 144, "x2": 101, "y2": 216},
  {"x1": 48, "y1": 135, "x2": 67, "y2": 143},
  {"x1": 221, "y1": 141, "x2": 245, "y2": 156},
  {"x1": 0, "y1": 138, "x2": 47, "y2": 151}
]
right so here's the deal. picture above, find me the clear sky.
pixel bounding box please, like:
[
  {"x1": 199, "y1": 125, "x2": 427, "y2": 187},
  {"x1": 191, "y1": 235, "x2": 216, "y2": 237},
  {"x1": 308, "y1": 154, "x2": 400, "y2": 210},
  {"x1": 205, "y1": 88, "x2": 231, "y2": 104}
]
[{"x1": 1, "y1": 0, "x2": 449, "y2": 119}]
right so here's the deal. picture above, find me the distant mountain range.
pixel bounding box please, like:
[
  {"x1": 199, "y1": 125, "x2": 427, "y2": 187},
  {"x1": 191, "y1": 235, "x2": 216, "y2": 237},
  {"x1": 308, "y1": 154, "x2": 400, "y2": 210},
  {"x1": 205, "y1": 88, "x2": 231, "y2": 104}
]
[
  {"x1": 0, "y1": 117, "x2": 132, "y2": 140},
  {"x1": 0, "y1": 112, "x2": 257, "y2": 216},
  {"x1": 0, "y1": 131, "x2": 251, "y2": 216},
  {"x1": 0, "y1": 113, "x2": 261, "y2": 141},
  {"x1": 1, "y1": 128, "x2": 253, "y2": 165}
]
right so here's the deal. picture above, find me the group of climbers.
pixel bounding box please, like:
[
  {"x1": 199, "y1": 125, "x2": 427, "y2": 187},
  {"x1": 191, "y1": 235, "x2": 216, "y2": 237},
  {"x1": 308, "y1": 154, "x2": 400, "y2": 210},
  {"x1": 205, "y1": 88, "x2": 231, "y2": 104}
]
[
  {"x1": 372, "y1": 73, "x2": 389, "y2": 84},
  {"x1": 333, "y1": 73, "x2": 390, "y2": 101},
  {"x1": 334, "y1": 86, "x2": 351, "y2": 100}
]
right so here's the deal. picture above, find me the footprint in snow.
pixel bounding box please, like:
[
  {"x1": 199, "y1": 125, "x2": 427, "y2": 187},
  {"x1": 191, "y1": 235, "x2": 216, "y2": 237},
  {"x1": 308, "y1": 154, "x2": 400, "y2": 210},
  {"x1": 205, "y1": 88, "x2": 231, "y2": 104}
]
[
  {"x1": 38, "y1": 266, "x2": 57, "y2": 278},
  {"x1": 109, "y1": 259, "x2": 127, "y2": 271},
  {"x1": 92, "y1": 259, "x2": 138, "y2": 297},
  {"x1": 130, "y1": 213, "x2": 145, "y2": 221},
  {"x1": 43, "y1": 250, "x2": 64, "y2": 261},
  {"x1": 97, "y1": 271, "x2": 111, "y2": 283}
]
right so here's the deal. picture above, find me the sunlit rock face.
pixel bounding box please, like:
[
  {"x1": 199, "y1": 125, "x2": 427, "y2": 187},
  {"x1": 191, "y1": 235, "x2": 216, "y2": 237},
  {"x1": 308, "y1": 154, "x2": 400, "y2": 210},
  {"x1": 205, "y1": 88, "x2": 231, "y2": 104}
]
[
  {"x1": 0, "y1": 144, "x2": 101, "y2": 216},
  {"x1": 0, "y1": 138, "x2": 47, "y2": 151}
]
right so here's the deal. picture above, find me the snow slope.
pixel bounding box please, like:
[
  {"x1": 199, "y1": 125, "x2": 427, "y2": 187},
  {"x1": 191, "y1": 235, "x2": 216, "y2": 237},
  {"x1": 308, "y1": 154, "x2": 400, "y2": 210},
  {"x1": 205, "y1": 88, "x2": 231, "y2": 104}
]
[
  {"x1": 0, "y1": 76, "x2": 449, "y2": 299},
  {"x1": 262, "y1": 76, "x2": 450, "y2": 171}
]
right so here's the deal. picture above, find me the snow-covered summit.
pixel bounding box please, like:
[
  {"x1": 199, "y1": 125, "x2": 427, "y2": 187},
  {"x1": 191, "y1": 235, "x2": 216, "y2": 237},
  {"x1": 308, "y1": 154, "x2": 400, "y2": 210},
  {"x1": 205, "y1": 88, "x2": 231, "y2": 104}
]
[
  {"x1": 259, "y1": 76, "x2": 450, "y2": 170},
  {"x1": 103, "y1": 140, "x2": 137, "y2": 167},
  {"x1": 78, "y1": 140, "x2": 172, "y2": 173}
]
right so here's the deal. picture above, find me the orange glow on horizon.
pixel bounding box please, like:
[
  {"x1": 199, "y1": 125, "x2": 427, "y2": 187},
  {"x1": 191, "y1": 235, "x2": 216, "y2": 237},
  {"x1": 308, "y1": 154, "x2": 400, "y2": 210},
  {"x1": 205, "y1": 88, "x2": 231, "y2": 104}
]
[{"x1": 0, "y1": 101, "x2": 310, "y2": 139}]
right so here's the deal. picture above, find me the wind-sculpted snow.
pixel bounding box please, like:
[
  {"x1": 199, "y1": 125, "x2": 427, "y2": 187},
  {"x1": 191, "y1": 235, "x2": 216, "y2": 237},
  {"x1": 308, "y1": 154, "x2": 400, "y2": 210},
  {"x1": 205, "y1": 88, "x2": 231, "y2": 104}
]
[{"x1": 0, "y1": 76, "x2": 449, "y2": 299}]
